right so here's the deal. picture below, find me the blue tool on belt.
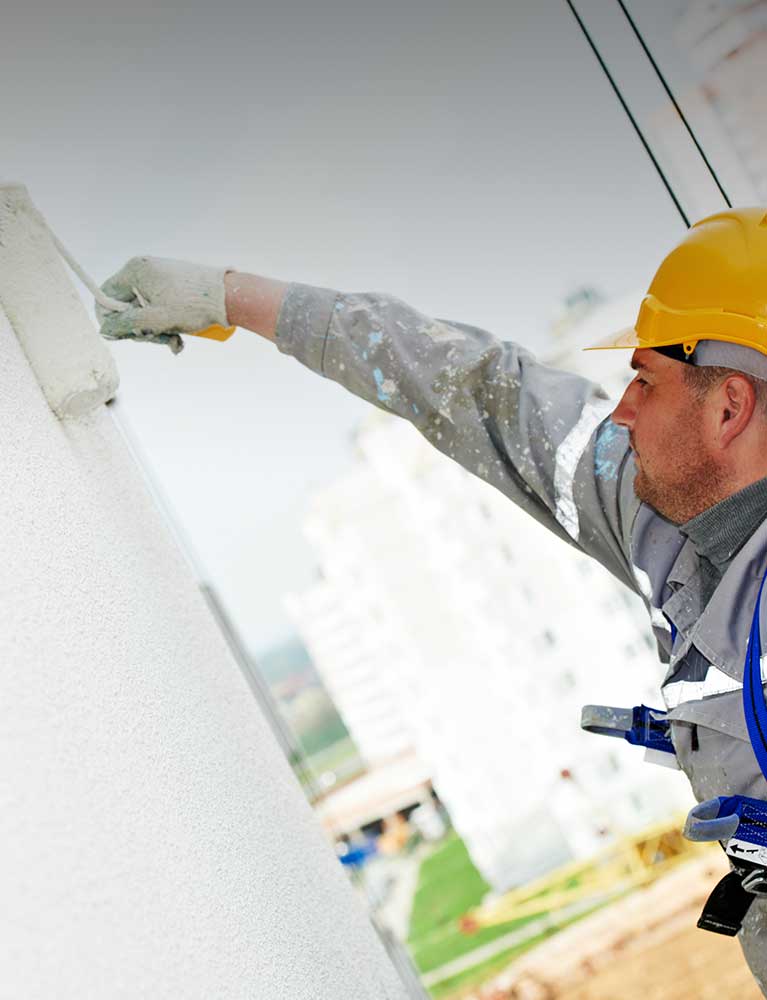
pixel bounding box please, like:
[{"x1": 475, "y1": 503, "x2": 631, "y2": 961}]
[{"x1": 582, "y1": 567, "x2": 767, "y2": 936}]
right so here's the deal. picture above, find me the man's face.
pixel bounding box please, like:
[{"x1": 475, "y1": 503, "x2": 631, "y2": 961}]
[{"x1": 610, "y1": 349, "x2": 724, "y2": 523}]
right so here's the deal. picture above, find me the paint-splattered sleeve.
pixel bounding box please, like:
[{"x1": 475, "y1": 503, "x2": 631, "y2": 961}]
[{"x1": 276, "y1": 283, "x2": 640, "y2": 592}]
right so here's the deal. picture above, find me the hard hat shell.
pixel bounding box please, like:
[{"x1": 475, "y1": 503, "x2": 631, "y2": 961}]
[{"x1": 588, "y1": 208, "x2": 767, "y2": 359}]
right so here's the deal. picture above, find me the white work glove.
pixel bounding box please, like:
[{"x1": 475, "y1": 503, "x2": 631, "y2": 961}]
[{"x1": 96, "y1": 256, "x2": 231, "y2": 354}]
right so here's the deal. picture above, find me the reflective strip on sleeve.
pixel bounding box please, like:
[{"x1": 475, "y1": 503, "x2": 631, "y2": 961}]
[{"x1": 554, "y1": 398, "x2": 613, "y2": 542}]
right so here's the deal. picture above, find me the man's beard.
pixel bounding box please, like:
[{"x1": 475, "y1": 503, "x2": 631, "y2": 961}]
[{"x1": 631, "y1": 433, "x2": 727, "y2": 524}]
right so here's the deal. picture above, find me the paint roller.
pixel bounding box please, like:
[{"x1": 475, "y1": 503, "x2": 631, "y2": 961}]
[{"x1": 0, "y1": 183, "x2": 233, "y2": 419}]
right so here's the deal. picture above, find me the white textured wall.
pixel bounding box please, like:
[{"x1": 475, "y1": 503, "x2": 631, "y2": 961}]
[{"x1": 0, "y1": 244, "x2": 408, "y2": 997}]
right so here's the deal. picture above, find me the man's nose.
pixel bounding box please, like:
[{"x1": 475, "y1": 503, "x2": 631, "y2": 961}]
[{"x1": 611, "y1": 384, "x2": 636, "y2": 429}]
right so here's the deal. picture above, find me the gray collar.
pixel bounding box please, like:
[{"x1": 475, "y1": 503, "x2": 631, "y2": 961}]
[{"x1": 681, "y1": 476, "x2": 767, "y2": 574}]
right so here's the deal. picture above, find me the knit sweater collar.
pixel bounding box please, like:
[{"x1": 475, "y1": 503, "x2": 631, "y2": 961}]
[{"x1": 682, "y1": 475, "x2": 767, "y2": 574}]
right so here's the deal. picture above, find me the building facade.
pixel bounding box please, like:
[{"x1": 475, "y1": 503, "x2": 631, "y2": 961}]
[{"x1": 676, "y1": 0, "x2": 767, "y2": 200}]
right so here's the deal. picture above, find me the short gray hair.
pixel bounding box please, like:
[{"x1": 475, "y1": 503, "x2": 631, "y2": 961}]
[{"x1": 683, "y1": 364, "x2": 767, "y2": 418}]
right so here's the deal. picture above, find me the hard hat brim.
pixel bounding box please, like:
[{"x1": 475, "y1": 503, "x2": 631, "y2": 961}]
[
  {"x1": 583, "y1": 324, "x2": 699, "y2": 354},
  {"x1": 583, "y1": 326, "x2": 643, "y2": 352}
]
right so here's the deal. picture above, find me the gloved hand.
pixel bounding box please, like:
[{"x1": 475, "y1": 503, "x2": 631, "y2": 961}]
[{"x1": 96, "y1": 256, "x2": 232, "y2": 353}]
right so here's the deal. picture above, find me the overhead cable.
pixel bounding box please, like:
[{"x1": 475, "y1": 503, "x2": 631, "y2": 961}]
[
  {"x1": 615, "y1": 0, "x2": 732, "y2": 208},
  {"x1": 563, "y1": 0, "x2": 691, "y2": 228}
]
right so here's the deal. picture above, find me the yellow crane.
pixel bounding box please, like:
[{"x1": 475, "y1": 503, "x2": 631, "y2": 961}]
[{"x1": 460, "y1": 815, "x2": 718, "y2": 932}]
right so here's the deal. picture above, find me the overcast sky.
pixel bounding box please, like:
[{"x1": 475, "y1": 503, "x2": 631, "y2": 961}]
[{"x1": 4, "y1": 0, "x2": 724, "y2": 653}]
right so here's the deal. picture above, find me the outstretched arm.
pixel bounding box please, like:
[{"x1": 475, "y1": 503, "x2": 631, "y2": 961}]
[
  {"x1": 269, "y1": 280, "x2": 638, "y2": 590},
  {"x1": 98, "y1": 260, "x2": 639, "y2": 591}
]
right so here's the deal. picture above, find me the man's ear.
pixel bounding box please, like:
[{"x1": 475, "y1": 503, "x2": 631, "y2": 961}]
[{"x1": 717, "y1": 374, "x2": 756, "y2": 447}]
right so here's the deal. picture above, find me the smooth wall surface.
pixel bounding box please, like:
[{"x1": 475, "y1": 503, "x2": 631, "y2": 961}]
[{"x1": 0, "y1": 301, "x2": 407, "y2": 998}]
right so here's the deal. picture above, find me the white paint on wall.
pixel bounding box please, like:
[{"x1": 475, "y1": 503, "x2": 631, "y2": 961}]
[{"x1": 0, "y1": 198, "x2": 408, "y2": 999}]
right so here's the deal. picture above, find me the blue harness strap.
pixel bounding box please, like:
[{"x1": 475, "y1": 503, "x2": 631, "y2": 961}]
[
  {"x1": 744, "y1": 566, "x2": 767, "y2": 782},
  {"x1": 684, "y1": 566, "x2": 767, "y2": 841},
  {"x1": 682, "y1": 563, "x2": 767, "y2": 934},
  {"x1": 582, "y1": 565, "x2": 767, "y2": 936}
]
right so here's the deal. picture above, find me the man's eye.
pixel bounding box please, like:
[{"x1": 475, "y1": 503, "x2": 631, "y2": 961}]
[{"x1": 636, "y1": 377, "x2": 648, "y2": 388}]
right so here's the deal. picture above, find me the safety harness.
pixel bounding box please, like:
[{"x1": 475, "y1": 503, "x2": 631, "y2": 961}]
[{"x1": 583, "y1": 567, "x2": 767, "y2": 936}]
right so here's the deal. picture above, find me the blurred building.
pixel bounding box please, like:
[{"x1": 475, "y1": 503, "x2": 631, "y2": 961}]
[
  {"x1": 676, "y1": 0, "x2": 767, "y2": 200},
  {"x1": 647, "y1": 1, "x2": 767, "y2": 218},
  {"x1": 287, "y1": 571, "x2": 417, "y2": 767},
  {"x1": 287, "y1": 295, "x2": 692, "y2": 892},
  {"x1": 313, "y1": 751, "x2": 435, "y2": 837}
]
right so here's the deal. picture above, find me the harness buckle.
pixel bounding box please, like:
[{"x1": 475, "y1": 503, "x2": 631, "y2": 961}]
[
  {"x1": 685, "y1": 795, "x2": 767, "y2": 934},
  {"x1": 580, "y1": 704, "x2": 677, "y2": 766}
]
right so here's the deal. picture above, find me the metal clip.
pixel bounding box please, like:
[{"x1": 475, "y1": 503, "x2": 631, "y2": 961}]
[
  {"x1": 742, "y1": 869, "x2": 767, "y2": 896},
  {"x1": 581, "y1": 704, "x2": 677, "y2": 764}
]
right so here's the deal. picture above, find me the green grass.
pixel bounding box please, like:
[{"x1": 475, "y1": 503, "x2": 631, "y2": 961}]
[
  {"x1": 407, "y1": 832, "x2": 617, "y2": 998},
  {"x1": 409, "y1": 833, "x2": 488, "y2": 940},
  {"x1": 407, "y1": 832, "x2": 536, "y2": 975}
]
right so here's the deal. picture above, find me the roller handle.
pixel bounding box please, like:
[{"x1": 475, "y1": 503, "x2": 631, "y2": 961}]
[{"x1": 192, "y1": 323, "x2": 237, "y2": 342}]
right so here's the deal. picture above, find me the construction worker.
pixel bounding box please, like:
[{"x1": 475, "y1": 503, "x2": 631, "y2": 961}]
[{"x1": 98, "y1": 208, "x2": 767, "y2": 994}]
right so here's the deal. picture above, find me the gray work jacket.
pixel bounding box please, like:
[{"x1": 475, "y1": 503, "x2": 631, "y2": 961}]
[{"x1": 276, "y1": 283, "x2": 767, "y2": 806}]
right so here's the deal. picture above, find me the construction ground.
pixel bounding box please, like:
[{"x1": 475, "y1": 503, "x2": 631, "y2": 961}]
[{"x1": 459, "y1": 852, "x2": 762, "y2": 1000}]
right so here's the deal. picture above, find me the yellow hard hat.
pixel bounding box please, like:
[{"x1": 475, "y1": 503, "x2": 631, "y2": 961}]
[{"x1": 588, "y1": 208, "x2": 767, "y2": 359}]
